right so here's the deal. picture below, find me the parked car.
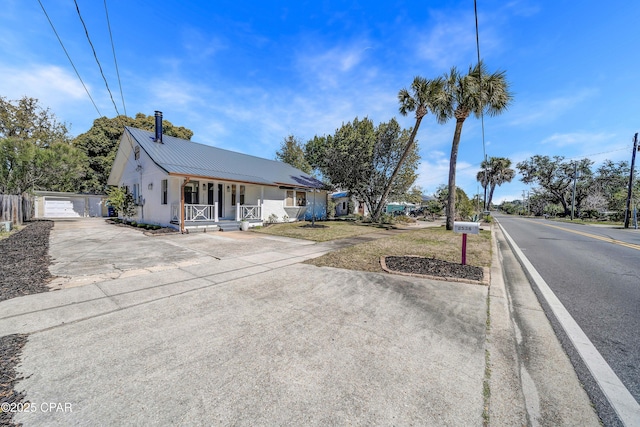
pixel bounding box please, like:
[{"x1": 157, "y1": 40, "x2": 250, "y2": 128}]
[{"x1": 409, "y1": 207, "x2": 425, "y2": 217}]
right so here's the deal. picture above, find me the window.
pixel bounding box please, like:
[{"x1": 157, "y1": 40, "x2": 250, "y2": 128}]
[
  {"x1": 184, "y1": 181, "x2": 199, "y2": 204},
  {"x1": 342, "y1": 201, "x2": 346, "y2": 210},
  {"x1": 161, "y1": 180, "x2": 167, "y2": 205},
  {"x1": 133, "y1": 183, "x2": 140, "y2": 205},
  {"x1": 231, "y1": 185, "x2": 236, "y2": 206},
  {"x1": 285, "y1": 190, "x2": 306, "y2": 207},
  {"x1": 240, "y1": 185, "x2": 245, "y2": 205},
  {"x1": 134, "y1": 145, "x2": 140, "y2": 160},
  {"x1": 296, "y1": 191, "x2": 306, "y2": 206}
]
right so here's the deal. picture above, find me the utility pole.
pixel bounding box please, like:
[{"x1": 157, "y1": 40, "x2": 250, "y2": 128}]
[
  {"x1": 571, "y1": 162, "x2": 578, "y2": 220},
  {"x1": 522, "y1": 190, "x2": 526, "y2": 216},
  {"x1": 483, "y1": 155, "x2": 488, "y2": 213},
  {"x1": 624, "y1": 133, "x2": 638, "y2": 228}
]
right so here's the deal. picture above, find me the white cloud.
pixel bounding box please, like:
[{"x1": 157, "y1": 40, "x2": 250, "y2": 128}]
[
  {"x1": 413, "y1": 8, "x2": 502, "y2": 70},
  {"x1": 541, "y1": 131, "x2": 615, "y2": 147},
  {"x1": 508, "y1": 89, "x2": 597, "y2": 126},
  {"x1": 416, "y1": 17, "x2": 477, "y2": 69},
  {"x1": 295, "y1": 42, "x2": 373, "y2": 89},
  {"x1": 0, "y1": 64, "x2": 87, "y2": 102}
]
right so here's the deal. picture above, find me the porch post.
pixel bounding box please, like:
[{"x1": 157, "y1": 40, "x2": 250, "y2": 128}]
[
  {"x1": 260, "y1": 186, "x2": 264, "y2": 220},
  {"x1": 214, "y1": 181, "x2": 219, "y2": 222},
  {"x1": 235, "y1": 183, "x2": 240, "y2": 220},
  {"x1": 180, "y1": 177, "x2": 190, "y2": 234}
]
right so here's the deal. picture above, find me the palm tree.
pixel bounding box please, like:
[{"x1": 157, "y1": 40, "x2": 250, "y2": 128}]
[
  {"x1": 443, "y1": 62, "x2": 513, "y2": 229},
  {"x1": 476, "y1": 157, "x2": 515, "y2": 210},
  {"x1": 370, "y1": 76, "x2": 448, "y2": 221}
]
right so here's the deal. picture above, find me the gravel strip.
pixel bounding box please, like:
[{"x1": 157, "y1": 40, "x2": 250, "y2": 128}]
[
  {"x1": 0, "y1": 221, "x2": 53, "y2": 303},
  {"x1": 384, "y1": 255, "x2": 484, "y2": 282},
  {"x1": 0, "y1": 334, "x2": 29, "y2": 427}
]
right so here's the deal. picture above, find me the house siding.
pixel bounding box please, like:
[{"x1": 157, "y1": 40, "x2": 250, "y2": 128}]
[{"x1": 118, "y1": 142, "x2": 169, "y2": 225}]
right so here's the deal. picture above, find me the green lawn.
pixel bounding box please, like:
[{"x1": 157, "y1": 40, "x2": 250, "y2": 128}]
[{"x1": 251, "y1": 220, "x2": 387, "y2": 242}]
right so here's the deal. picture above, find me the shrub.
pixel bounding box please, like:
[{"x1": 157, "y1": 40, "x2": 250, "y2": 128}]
[
  {"x1": 394, "y1": 215, "x2": 416, "y2": 224},
  {"x1": 327, "y1": 198, "x2": 336, "y2": 219}
]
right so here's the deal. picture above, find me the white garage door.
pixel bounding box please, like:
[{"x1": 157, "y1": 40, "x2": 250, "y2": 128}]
[{"x1": 43, "y1": 198, "x2": 84, "y2": 218}]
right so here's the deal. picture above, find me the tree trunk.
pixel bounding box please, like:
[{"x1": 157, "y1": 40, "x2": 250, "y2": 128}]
[
  {"x1": 446, "y1": 118, "x2": 466, "y2": 230},
  {"x1": 487, "y1": 184, "x2": 497, "y2": 210},
  {"x1": 371, "y1": 114, "x2": 424, "y2": 222}
]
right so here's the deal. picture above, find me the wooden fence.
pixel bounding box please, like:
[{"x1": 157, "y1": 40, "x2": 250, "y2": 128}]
[{"x1": 0, "y1": 194, "x2": 34, "y2": 226}]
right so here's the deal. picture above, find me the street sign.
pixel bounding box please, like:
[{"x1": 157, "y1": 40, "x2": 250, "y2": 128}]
[{"x1": 453, "y1": 221, "x2": 480, "y2": 235}]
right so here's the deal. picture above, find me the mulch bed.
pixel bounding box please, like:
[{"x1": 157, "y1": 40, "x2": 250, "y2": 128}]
[
  {"x1": 0, "y1": 334, "x2": 29, "y2": 427},
  {"x1": 0, "y1": 221, "x2": 53, "y2": 303},
  {"x1": 106, "y1": 219, "x2": 177, "y2": 235},
  {"x1": 381, "y1": 255, "x2": 488, "y2": 285},
  {"x1": 0, "y1": 222, "x2": 54, "y2": 426}
]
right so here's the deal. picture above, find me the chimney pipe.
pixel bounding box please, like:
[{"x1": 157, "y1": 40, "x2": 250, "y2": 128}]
[{"x1": 154, "y1": 111, "x2": 163, "y2": 143}]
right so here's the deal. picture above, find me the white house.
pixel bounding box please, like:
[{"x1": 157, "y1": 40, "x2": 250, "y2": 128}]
[
  {"x1": 331, "y1": 191, "x2": 369, "y2": 217},
  {"x1": 107, "y1": 112, "x2": 327, "y2": 232}
]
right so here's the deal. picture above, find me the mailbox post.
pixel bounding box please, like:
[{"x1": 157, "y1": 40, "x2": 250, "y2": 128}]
[{"x1": 453, "y1": 221, "x2": 480, "y2": 265}]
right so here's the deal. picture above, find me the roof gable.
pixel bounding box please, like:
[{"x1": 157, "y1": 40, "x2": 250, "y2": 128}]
[{"x1": 124, "y1": 127, "x2": 323, "y2": 188}]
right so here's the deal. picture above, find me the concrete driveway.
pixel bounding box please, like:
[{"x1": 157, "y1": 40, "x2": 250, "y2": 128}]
[{"x1": 3, "y1": 218, "x2": 488, "y2": 426}]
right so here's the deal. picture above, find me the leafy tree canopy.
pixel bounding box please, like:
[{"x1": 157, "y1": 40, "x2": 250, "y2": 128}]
[
  {"x1": 516, "y1": 155, "x2": 592, "y2": 216},
  {"x1": 0, "y1": 97, "x2": 86, "y2": 194},
  {"x1": 0, "y1": 96, "x2": 69, "y2": 146},
  {"x1": 74, "y1": 113, "x2": 194, "y2": 193},
  {"x1": 275, "y1": 135, "x2": 312, "y2": 174},
  {"x1": 309, "y1": 117, "x2": 419, "y2": 222}
]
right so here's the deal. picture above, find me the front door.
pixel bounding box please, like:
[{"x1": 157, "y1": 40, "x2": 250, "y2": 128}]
[
  {"x1": 207, "y1": 183, "x2": 214, "y2": 205},
  {"x1": 217, "y1": 184, "x2": 223, "y2": 218}
]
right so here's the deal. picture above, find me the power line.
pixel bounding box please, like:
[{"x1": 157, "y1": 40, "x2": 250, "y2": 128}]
[
  {"x1": 103, "y1": 0, "x2": 127, "y2": 116},
  {"x1": 73, "y1": 0, "x2": 120, "y2": 116},
  {"x1": 37, "y1": 0, "x2": 102, "y2": 116}
]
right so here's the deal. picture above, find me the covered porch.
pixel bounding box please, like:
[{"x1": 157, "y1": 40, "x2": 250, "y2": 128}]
[{"x1": 170, "y1": 179, "x2": 269, "y2": 231}]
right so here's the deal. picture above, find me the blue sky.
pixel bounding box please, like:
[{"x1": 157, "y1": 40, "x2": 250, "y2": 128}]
[{"x1": 1, "y1": 1, "x2": 639, "y2": 203}]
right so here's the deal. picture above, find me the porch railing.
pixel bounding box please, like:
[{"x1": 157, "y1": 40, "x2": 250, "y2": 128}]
[
  {"x1": 239, "y1": 204, "x2": 261, "y2": 220},
  {"x1": 185, "y1": 204, "x2": 216, "y2": 221},
  {"x1": 173, "y1": 203, "x2": 261, "y2": 223},
  {"x1": 171, "y1": 203, "x2": 217, "y2": 222}
]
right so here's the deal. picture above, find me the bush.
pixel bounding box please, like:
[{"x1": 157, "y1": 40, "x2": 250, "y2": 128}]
[
  {"x1": 327, "y1": 198, "x2": 336, "y2": 219},
  {"x1": 379, "y1": 213, "x2": 394, "y2": 224},
  {"x1": 394, "y1": 215, "x2": 416, "y2": 224}
]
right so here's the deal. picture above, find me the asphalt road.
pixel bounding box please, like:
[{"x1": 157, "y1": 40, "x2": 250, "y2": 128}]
[{"x1": 495, "y1": 213, "x2": 640, "y2": 425}]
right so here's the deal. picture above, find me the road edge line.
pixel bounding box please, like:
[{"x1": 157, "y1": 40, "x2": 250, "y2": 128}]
[{"x1": 497, "y1": 220, "x2": 640, "y2": 426}]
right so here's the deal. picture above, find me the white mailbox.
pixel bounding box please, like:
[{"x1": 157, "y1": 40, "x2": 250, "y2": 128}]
[{"x1": 453, "y1": 221, "x2": 480, "y2": 235}]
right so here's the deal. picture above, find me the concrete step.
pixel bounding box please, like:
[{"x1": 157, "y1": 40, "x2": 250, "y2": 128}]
[{"x1": 218, "y1": 222, "x2": 241, "y2": 232}]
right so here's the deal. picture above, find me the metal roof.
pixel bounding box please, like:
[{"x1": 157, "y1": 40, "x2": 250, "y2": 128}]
[{"x1": 126, "y1": 127, "x2": 323, "y2": 189}]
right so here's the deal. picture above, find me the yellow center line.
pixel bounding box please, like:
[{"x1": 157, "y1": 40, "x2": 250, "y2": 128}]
[{"x1": 527, "y1": 220, "x2": 640, "y2": 251}]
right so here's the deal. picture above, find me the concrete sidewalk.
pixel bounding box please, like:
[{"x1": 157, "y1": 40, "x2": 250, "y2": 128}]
[{"x1": 0, "y1": 218, "x2": 599, "y2": 425}]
